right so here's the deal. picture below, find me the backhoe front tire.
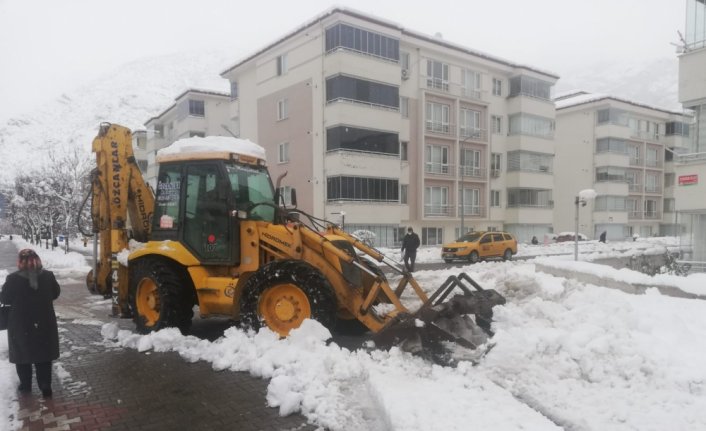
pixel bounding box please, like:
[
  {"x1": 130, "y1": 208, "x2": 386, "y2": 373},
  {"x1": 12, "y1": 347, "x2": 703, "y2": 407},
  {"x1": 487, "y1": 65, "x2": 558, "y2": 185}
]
[
  {"x1": 128, "y1": 258, "x2": 194, "y2": 334},
  {"x1": 240, "y1": 260, "x2": 336, "y2": 336}
]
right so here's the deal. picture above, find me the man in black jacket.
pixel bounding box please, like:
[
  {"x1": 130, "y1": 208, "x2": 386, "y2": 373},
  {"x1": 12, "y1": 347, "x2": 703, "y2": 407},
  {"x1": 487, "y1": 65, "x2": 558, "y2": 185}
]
[{"x1": 401, "y1": 227, "x2": 421, "y2": 272}]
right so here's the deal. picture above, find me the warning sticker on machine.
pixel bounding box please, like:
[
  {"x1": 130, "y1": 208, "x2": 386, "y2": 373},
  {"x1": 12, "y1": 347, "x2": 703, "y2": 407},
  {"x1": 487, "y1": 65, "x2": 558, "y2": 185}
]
[{"x1": 160, "y1": 215, "x2": 174, "y2": 228}]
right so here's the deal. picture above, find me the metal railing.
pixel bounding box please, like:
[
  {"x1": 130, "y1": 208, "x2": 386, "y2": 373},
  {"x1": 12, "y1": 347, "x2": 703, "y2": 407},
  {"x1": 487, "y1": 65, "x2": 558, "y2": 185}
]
[
  {"x1": 459, "y1": 166, "x2": 486, "y2": 178},
  {"x1": 644, "y1": 185, "x2": 662, "y2": 193},
  {"x1": 425, "y1": 162, "x2": 452, "y2": 175},
  {"x1": 629, "y1": 183, "x2": 643, "y2": 193},
  {"x1": 629, "y1": 157, "x2": 643, "y2": 166},
  {"x1": 424, "y1": 204, "x2": 451, "y2": 216},
  {"x1": 676, "y1": 152, "x2": 706, "y2": 164},
  {"x1": 421, "y1": 75, "x2": 487, "y2": 102},
  {"x1": 628, "y1": 210, "x2": 662, "y2": 219},
  {"x1": 459, "y1": 127, "x2": 488, "y2": 142},
  {"x1": 425, "y1": 121, "x2": 455, "y2": 136},
  {"x1": 645, "y1": 159, "x2": 663, "y2": 168},
  {"x1": 456, "y1": 205, "x2": 485, "y2": 217},
  {"x1": 630, "y1": 130, "x2": 660, "y2": 141}
]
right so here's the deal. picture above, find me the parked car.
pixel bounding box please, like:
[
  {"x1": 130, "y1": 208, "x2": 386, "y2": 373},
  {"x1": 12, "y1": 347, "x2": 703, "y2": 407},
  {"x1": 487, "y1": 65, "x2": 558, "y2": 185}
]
[
  {"x1": 441, "y1": 231, "x2": 518, "y2": 263},
  {"x1": 554, "y1": 232, "x2": 588, "y2": 242}
]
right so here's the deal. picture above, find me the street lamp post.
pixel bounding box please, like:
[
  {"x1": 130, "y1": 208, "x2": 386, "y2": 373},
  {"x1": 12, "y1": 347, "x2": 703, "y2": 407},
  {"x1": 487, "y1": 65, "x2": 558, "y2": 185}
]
[
  {"x1": 460, "y1": 166, "x2": 464, "y2": 236},
  {"x1": 574, "y1": 189, "x2": 597, "y2": 261}
]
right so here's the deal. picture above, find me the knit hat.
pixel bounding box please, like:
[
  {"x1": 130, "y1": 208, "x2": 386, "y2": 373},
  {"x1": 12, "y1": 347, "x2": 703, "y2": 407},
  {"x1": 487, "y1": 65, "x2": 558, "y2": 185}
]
[{"x1": 17, "y1": 248, "x2": 42, "y2": 271}]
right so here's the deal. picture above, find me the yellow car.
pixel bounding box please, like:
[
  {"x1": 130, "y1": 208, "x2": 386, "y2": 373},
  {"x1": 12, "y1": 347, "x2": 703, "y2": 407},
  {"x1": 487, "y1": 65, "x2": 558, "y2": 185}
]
[{"x1": 441, "y1": 231, "x2": 518, "y2": 263}]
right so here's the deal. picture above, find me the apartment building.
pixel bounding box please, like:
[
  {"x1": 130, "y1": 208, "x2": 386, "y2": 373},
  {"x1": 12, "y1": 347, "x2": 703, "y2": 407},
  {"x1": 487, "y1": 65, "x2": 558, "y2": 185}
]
[
  {"x1": 675, "y1": 0, "x2": 706, "y2": 262},
  {"x1": 554, "y1": 91, "x2": 691, "y2": 240},
  {"x1": 141, "y1": 89, "x2": 235, "y2": 186},
  {"x1": 219, "y1": 7, "x2": 558, "y2": 246}
]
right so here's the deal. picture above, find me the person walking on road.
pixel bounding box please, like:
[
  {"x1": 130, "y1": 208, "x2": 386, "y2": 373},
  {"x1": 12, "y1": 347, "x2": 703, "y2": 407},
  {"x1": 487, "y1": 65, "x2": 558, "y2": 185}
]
[
  {"x1": 401, "y1": 227, "x2": 420, "y2": 273},
  {"x1": 1, "y1": 249, "x2": 61, "y2": 398},
  {"x1": 599, "y1": 231, "x2": 607, "y2": 243}
]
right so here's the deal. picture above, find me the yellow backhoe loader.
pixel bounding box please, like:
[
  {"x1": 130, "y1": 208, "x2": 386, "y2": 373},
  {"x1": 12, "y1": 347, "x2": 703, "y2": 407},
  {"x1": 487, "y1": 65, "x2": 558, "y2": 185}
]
[{"x1": 81, "y1": 123, "x2": 506, "y2": 361}]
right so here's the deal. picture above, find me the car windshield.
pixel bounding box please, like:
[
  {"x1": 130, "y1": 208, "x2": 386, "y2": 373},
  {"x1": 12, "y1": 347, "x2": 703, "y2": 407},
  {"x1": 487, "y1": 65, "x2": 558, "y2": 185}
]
[{"x1": 457, "y1": 232, "x2": 482, "y2": 242}]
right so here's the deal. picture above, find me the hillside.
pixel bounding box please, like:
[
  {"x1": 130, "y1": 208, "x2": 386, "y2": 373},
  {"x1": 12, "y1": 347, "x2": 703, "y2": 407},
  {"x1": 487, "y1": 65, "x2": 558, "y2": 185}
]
[{"x1": 0, "y1": 53, "x2": 682, "y2": 187}]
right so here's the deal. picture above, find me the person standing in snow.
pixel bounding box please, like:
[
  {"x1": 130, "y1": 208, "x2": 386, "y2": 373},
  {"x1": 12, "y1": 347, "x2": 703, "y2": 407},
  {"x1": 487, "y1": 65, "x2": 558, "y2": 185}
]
[
  {"x1": 599, "y1": 231, "x2": 607, "y2": 243},
  {"x1": 401, "y1": 227, "x2": 420, "y2": 273},
  {"x1": 0, "y1": 249, "x2": 61, "y2": 398}
]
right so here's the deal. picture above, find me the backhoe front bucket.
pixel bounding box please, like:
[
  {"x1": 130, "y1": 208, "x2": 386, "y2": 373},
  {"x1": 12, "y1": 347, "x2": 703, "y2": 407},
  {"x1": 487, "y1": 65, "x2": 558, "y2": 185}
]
[{"x1": 373, "y1": 273, "x2": 506, "y2": 364}]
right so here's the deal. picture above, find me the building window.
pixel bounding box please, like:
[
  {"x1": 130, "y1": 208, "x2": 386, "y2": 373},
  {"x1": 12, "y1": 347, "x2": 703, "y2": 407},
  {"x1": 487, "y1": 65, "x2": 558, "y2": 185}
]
[
  {"x1": 491, "y1": 115, "x2": 502, "y2": 134},
  {"x1": 189, "y1": 100, "x2": 205, "y2": 117},
  {"x1": 424, "y1": 186, "x2": 449, "y2": 216},
  {"x1": 459, "y1": 188, "x2": 481, "y2": 215},
  {"x1": 400, "y1": 184, "x2": 408, "y2": 204},
  {"x1": 490, "y1": 190, "x2": 501, "y2": 207},
  {"x1": 462, "y1": 69, "x2": 482, "y2": 99},
  {"x1": 664, "y1": 173, "x2": 675, "y2": 187},
  {"x1": 507, "y1": 150, "x2": 553, "y2": 173},
  {"x1": 278, "y1": 186, "x2": 293, "y2": 206},
  {"x1": 278, "y1": 142, "x2": 290, "y2": 163},
  {"x1": 594, "y1": 196, "x2": 626, "y2": 211},
  {"x1": 425, "y1": 102, "x2": 450, "y2": 133},
  {"x1": 508, "y1": 113, "x2": 555, "y2": 138},
  {"x1": 326, "y1": 176, "x2": 399, "y2": 202},
  {"x1": 277, "y1": 98, "x2": 289, "y2": 120},
  {"x1": 595, "y1": 166, "x2": 627, "y2": 182},
  {"x1": 277, "y1": 54, "x2": 288, "y2": 75},
  {"x1": 492, "y1": 78, "x2": 502, "y2": 96},
  {"x1": 459, "y1": 108, "x2": 481, "y2": 138},
  {"x1": 425, "y1": 144, "x2": 449, "y2": 174},
  {"x1": 400, "y1": 141, "x2": 408, "y2": 161},
  {"x1": 326, "y1": 126, "x2": 399, "y2": 155},
  {"x1": 230, "y1": 81, "x2": 239, "y2": 100},
  {"x1": 400, "y1": 96, "x2": 409, "y2": 118},
  {"x1": 506, "y1": 188, "x2": 553, "y2": 208},
  {"x1": 664, "y1": 198, "x2": 675, "y2": 212},
  {"x1": 596, "y1": 108, "x2": 628, "y2": 126},
  {"x1": 460, "y1": 148, "x2": 482, "y2": 177},
  {"x1": 596, "y1": 137, "x2": 626, "y2": 154},
  {"x1": 400, "y1": 51, "x2": 410, "y2": 70},
  {"x1": 325, "y1": 23, "x2": 400, "y2": 61},
  {"x1": 491, "y1": 153, "x2": 502, "y2": 177},
  {"x1": 426, "y1": 60, "x2": 449, "y2": 91},
  {"x1": 665, "y1": 121, "x2": 690, "y2": 136},
  {"x1": 189, "y1": 131, "x2": 205, "y2": 138},
  {"x1": 508, "y1": 75, "x2": 552, "y2": 100},
  {"x1": 645, "y1": 173, "x2": 661, "y2": 193},
  {"x1": 153, "y1": 124, "x2": 164, "y2": 138},
  {"x1": 421, "y1": 227, "x2": 443, "y2": 246},
  {"x1": 326, "y1": 75, "x2": 399, "y2": 109}
]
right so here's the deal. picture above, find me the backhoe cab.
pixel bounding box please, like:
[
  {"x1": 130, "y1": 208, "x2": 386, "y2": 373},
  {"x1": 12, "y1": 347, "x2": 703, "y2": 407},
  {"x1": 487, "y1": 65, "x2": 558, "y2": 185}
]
[{"x1": 85, "y1": 123, "x2": 506, "y2": 364}]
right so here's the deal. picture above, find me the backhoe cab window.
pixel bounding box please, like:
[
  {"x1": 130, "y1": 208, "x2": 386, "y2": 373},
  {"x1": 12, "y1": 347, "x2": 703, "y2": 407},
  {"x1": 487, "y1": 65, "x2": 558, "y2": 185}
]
[
  {"x1": 154, "y1": 166, "x2": 182, "y2": 230},
  {"x1": 226, "y1": 164, "x2": 275, "y2": 222}
]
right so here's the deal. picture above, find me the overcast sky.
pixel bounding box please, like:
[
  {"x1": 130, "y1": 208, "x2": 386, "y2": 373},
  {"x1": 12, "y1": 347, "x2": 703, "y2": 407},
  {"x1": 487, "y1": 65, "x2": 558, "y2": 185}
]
[{"x1": 0, "y1": 0, "x2": 686, "y2": 123}]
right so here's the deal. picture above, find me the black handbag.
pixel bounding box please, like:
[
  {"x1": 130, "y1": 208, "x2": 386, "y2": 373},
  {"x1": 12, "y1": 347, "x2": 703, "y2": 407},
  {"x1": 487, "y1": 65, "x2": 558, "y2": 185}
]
[{"x1": 0, "y1": 303, "x2": 9, "y2": 331}]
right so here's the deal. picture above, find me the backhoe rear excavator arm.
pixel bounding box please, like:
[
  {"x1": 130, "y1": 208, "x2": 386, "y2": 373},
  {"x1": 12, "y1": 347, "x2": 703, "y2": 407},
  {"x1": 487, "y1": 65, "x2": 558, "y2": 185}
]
[{"x1": 89, "y1": 123, "x2": 154, "y2": 316}]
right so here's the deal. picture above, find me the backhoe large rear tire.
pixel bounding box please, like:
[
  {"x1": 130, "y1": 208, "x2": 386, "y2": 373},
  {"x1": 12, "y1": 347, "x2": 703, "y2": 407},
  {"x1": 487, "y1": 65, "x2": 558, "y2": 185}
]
[
  {"x1": 240, "y1": 260, "x2": 336, "y2": 336},
  {"x1": 128, "y1": 258, "x2": 194, "y2": 334}
]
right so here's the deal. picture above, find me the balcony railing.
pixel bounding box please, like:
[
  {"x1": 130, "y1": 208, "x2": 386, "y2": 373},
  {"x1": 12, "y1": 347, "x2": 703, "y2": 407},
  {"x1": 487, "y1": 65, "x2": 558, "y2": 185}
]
[
  {"x1": 630, "y1": 130, "x2": 660, "y2": 141},
  {"x1": 490, "y1": 169, "x2": 501, "y2": 178},
  {"x1": 628, "y1": 210, "x2": 662, "y2": 220},
  {"x1": 426, "y1": 77, "x2": 450, "y2": 91},
  {"x1": 456, "y1": 205, "x2": 486, "y2": 217},
  {"x1": 645, "y1": 159, "x2": 663, "y2": 168},
  {"x1": 425, "y1": 121, "x2": 455, "y2": 136},
  {"x1": 459, "y1": 127, "x2": 488, "y2": 142},
  {"x1": 644, "y1": 185, "x2": 662, "y2": 194},
  {"x1": 459, "y1": 166, "x2": 487, "y2": 178},
  {"x1": 424, "y1": 204, "x2": 451, "y2": 216},
  {"x1": 425, "y1": 162, "x2": 452, "y2": 175},
  {"x1": 629, "y1": 157, "x2": 643, "y2": 166},
  {"x1": 629, "y1": 183, "x2": 643, "y2": 193},
  {"x1": 421, "y1": 76, "x2": 486, "y2": 102},
  {"x1": 676, "y1": 152, "x2": 706, "y2": 165}
]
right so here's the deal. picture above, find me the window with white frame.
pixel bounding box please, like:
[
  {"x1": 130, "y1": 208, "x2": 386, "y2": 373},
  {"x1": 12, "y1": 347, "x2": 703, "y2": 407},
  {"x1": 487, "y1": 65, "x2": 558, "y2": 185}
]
[
  {"x1": 460, "y1": 108, "x2": 481, "y2": 138},
  {"x1": 400, "y1": 51, "x2": 410, "y2": 70},
  {"x1": 490, "y1": 190, "x2": 501, "y2": 207},
  {"x1": 278, "y1": 142, "x2": 289, "y2": 163},
  {"x1": 426, "y1": 59, "x2": 449, "y2": 91},
  {"x1": 492, "y1": 78, "x2": 502, "y2": 96},
  {"x1": 188, "y1": 100, "x2": 205, "y2": 117},
  {"x1": 400, "y1": 141, "x2": 408, "y2": 161},
  {"x1": 508, "y1": 113, "x2": 554, "y2": 138},
  {"x1": 424, "y1": 186, "x2": 448, "y2": 216},
  {"x1": 664, "y1": 172, "x2": 675, "y2": 187},
  {"x1": 422, "y1": 227, "x2": 443, "y2": 245},
  {"x1": 491, "y1": 115, "x2": 502, "y2": 134},
  {"x1": 425, "y1": 144, "x2": 449, "y2": 174},
  {"x1": 460, "y1": 148, "x2": 481, "y2": 177},
  {"x1": 491, "y1": 153, "x2": 501, "y2": 177},
  {"x1": 278, "y1": 186, "x2": 293, "y2": 206},
  {"x1": 400, "y1": 184, "x2": 408, "y2": 204},
  {"x1": 277, "y1": 53, "x2": 288, "y2": 75},
  {"x1": 425, "y1": 102, "x2": 450, "y2": 133},
  {"x1": 400, "y1": 96, "x2": 409, "y2": 118},
  {"x1": 462, "y1": 69, "x2": 482, "y2": 99},
  {"x1": 459, "y1": 187, "x2": 481, "y2": 215},
  {"x1": 277, "y1": 98, "x2": 289, "y2": 120},
  {"x1": 645, "y1": 172, "x2": 660, "y2": 192},
  {"x1": 230, "y1": 81, "x2": 239, "y2": 101}
]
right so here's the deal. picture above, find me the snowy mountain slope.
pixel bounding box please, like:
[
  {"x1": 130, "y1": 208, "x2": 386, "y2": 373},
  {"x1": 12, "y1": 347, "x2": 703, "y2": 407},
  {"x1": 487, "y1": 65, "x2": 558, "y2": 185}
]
[{"x1": 0, "y1": 47, "x2": 234, "y2": 186}]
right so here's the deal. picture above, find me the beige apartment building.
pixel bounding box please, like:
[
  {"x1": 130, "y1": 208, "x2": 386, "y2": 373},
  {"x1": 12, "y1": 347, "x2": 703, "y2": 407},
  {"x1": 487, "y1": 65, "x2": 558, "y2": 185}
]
[
  {"x1": 217, "y1": 7, "x2": 558, "y2": 246},
  {"x1": 554, "y1": 91, "x2": 691, "y2": 240},
  {"x1": 675, "y1": 0, "x2": 706, "y2": 263},
  {"x1": 140, "y1": 89, "x2": 235, "y2": 187}
]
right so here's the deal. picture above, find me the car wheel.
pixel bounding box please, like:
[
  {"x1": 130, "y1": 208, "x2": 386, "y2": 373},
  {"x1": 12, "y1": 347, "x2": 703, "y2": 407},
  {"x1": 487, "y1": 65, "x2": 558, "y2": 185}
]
[
  {"x1": 503, "y1": 249, "x2": 513, "y2": 261},
  {"x1": 468, "y1": 251, "x2": 480, "y2": 264},
  {"x1": 443, "y1": 259, "x2": 453, "y2": 264}
]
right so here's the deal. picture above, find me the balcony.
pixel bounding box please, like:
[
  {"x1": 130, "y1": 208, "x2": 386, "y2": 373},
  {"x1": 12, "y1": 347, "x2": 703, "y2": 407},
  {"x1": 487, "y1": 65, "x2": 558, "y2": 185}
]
[
  {"x1": 425, "y1": 162, "x2": 452, "y2": 176},
  {"x1": 425, "y1": 121, "x2": 456, "y2": 137},
  {"x1": 459, "y1": 166, "x2": 487, "y2": 179},
  {"x1": 629, "y1": 157, "x2": 643, "y2": 167},
  {"x1": 422, "y1": 76, "x2": 486, "y2": 102},
  {"x1": 459, "y1": 127, "x2": 488, "y2": 143},
  {"x1": 457, "y1": 205, "x2": 486, "y2": 218},
  {"x1": 645, "y1": 159, "x2": 663, "y2": 168},
  {"x1": 630, "y1": 130, "x2": 660, "y2": 142},
  {"x1": 644, "y1": 185, "x2": 662, "y2": 194},
  {"x1": 628, "y1": 210, "x2": 662, "y2": 220},
  {"x1": 425, "y1": 204, "x2": 451, "y2": 217},
  {"x1": 628, "y1": 183, "x2": 643, "y2": 193}
]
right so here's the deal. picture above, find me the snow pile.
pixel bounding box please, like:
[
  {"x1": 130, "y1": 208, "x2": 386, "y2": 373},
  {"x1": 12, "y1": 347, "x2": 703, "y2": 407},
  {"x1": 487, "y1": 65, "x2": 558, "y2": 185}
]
[
  {"x1": 0, "y1": 269, "x2": 22, "y2": 431},
  {"x1": 157, "y1": 135, "x2": 266, "y2": 161}
]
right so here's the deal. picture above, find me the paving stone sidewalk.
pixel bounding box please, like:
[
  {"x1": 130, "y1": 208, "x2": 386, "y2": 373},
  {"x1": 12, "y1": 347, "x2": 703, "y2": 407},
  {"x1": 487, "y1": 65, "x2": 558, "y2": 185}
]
[{"x1": 1, "y1": 240, "x2": 316, "y2": 431}]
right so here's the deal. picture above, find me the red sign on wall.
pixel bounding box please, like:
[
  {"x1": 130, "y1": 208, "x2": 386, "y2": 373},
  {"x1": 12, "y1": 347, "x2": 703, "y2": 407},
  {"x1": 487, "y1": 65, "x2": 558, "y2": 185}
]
[{"x1": 678, "y1": 174, "x2": 699, "y2": 186}]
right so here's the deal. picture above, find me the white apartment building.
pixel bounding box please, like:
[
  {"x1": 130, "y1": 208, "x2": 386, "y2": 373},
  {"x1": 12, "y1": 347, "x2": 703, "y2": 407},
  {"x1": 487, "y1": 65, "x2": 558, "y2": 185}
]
[
  {"x1": 675, "y1": 0, "x2": 706, "y2": 262},
  {"x1": 219, "y1": 7, "x2": 558, "y2": 246},
  {"x1": 141, "y1": 89, "x2": 235, "y2": 187},
  {"x1": 554, "y1": 91, "x2": 691, "y2": 241}
]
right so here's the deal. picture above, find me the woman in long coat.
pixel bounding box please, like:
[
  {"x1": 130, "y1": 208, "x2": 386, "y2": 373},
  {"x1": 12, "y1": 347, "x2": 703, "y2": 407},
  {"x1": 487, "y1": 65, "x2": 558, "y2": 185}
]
[{"x1": 1, "y1": 249, "x2": 61, "y2": 397}]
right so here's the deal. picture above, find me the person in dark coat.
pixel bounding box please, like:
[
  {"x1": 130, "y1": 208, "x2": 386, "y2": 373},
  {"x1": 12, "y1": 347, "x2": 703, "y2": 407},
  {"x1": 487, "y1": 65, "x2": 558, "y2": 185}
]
[
  {"x1": 599, "y1": 231, "x2": 607, "y2": 243},
  {"x1": 400, "y1": 227, "x2": 420, "y2": 272},
  {"x1": 1, "y1": 249, "x2": 61, "y2": 398}
]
